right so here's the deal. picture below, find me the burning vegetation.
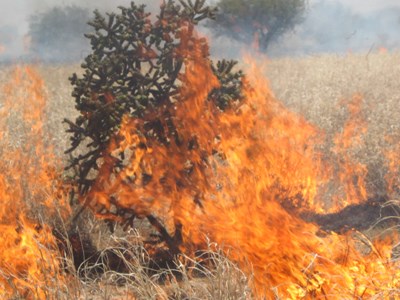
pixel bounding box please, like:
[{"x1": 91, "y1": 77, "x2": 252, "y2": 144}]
[
  {"x1": 0, "y1": 1, "x2": 400, "y2": 299},
  {"x1": 0, "y1": 66, "x2": 71, "y2": 298}
]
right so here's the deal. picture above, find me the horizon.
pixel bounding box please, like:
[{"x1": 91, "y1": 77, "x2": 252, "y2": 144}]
[{"x1": 1, "y1": 0, "x2": 400, "y2": 61}]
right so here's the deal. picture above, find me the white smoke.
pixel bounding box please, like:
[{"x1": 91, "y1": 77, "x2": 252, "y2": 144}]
[
  {"x1": 1, "y1": 0, "x2": 400, "y2": 62},
  {"x1": 267, "y1": 0, "x2": 400, "y2": 57}
]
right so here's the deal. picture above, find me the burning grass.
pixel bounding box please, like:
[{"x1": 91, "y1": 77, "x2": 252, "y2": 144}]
[
  {"x1": 0, "y1": 66, "x2": 71, "y2": 298},
  {"x1": 0, "y1": 50, "x2": 400, "y2": 299},
  {"x1": 266, "y1": 51, "x2": 400, "y2": 201}
]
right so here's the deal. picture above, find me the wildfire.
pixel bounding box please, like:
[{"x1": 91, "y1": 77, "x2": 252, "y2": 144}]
[
  {"x1": 329, "y1": 94, "x2": 368, "y2": 209},
  {"x1": 0, "y1": 48, "x2": 399, "y2": 299},
  {"x1": 0, "y1": 66, "x2": 69, "y2": 298},
  {"x1": 79, "y1": 43, "x2": 400, "y2": 298}
]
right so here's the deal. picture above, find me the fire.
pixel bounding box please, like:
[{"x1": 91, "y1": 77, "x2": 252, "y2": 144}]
[
  {"x1": 329, "y1": 94, "x2": 368, "y2": 209},
  {"x1": 0, "y1": 66, "x2": 69, "y2": 298},
  {"x1": 79, "y1": 41, "x2": 400, "y2": 298},
  {"x1": 0, "y1": 37, "x2": 398, "y2": 299},
  {"x1": 384, "y1": 134, "x2": 400, "y2": 197}
]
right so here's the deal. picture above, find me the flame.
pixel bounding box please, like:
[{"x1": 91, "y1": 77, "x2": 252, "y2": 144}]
[
  {"x1": 80, "y1": 40, "x2": 400, "y2": 298},
  {"x1": 384, "y1": 134, "x2": 400, "y2": 197},
  {"x1": 0, "y1": 38, "x2": 398, "y2": 298},
  {"x1": 329, "y1": 95, "x2": 368, "y2": 209},
  {"x1": 0, "y1": 66, "x2": 69, "y2": 298}
]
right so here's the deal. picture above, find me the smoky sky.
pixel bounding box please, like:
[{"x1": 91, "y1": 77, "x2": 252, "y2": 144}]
[
  {"x1": 266, "y1": 0, "x2": 400, "y2": 57},
  {"x1": 0, "y1": 0, "x2": 400, "y2": 61}
]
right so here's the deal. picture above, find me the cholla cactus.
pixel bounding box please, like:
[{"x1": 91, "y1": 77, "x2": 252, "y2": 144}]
[{"x1": 65, "y1": 0, "x2": 244, "y2": 252}]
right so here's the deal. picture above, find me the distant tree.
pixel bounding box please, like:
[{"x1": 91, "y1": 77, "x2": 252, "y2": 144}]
[
  {"x1": 213, "y1": 0, "x2": 307, "y2": 50},
  {"x1": 28, "y1": 6, "x2": 90, "y2": 62}
]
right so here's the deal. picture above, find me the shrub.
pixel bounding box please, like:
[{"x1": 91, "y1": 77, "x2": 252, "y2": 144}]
[{"x1": 65, "y1": 0, "x2": 244, "y2": 252}]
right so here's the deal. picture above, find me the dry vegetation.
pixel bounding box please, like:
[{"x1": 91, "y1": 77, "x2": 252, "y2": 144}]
[
  {"x1": 266, "y1": 51, "x2": 400, "y2": 198},
  {"x1": 6, "y1": 51, "x2": 398, "y2": 169},
  {"x1": 267, "y1": 51, "x2": 400, "y2": 145},
  {"x1": 1, "y1": 51, "x2": 400, "y2": 298}
]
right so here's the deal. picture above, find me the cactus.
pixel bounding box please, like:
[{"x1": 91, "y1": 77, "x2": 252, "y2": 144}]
[{"x1": 65, "y1": 0, "x2": 244, "y2": 252}]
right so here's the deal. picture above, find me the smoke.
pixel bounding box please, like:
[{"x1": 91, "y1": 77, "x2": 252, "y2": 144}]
[
  {"x1": 206, "y1": 0, "x2": 400, "y2": 58},
  {"x1": 0, "y1": 0, "x2": 160, "y2": 63},
  {"x1": 267, "y1": 0, "x2": 400, "y2": 56},
  {"x1": 1, "y1": 0, "x2": 400, "y2": 62}
]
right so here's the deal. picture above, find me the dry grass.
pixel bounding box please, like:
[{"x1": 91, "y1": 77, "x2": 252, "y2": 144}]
[
  {"x1": 1, "y1": 51, "x2": 400, "y2": 298},
  {"x1": 267, "y1": 51, "x2": 400, "y2": 161},
  {"x1": 75, "y1": 236, "x2": 252, "y2": 300},
  {"x1": 265, "y1": 51, "x2": 400, "y2": 197}
]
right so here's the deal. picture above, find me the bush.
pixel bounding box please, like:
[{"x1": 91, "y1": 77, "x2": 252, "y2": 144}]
[{"x1": 65, "y1": 0, "x2": 244, "y2": 252}]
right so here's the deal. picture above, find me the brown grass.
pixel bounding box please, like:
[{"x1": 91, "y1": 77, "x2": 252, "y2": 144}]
[{"x1": 265, "y1": 51, "x2": 400, "y2": 197}]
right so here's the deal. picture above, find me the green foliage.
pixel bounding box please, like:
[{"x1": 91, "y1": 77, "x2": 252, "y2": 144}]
[
  {"x1": 213, "y1": 0, "x2": 307, "y2": 50},
  {"x1": 65, "y1": 0, "x2": 244, "y2": 242},
  {"x1": 28, "y1": 6, "x2": 90, "y2": 61}
]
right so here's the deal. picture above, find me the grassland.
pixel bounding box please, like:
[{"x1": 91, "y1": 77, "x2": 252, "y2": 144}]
[
  {"x1": 265, "y1": 51, "x2": 400, "y2": 198},
  {"x1": 267, "y1": 51, "x2": 400, "y2": 148},
  {"x1": 1, "y1": 51, "x2": 400, "y2": 298}
]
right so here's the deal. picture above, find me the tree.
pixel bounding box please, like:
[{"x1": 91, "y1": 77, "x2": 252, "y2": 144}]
[
  {"x1": 213, "y1": 0, "x2": 307, "y2": 50},
  {"x1": 65, "y1": 0, "x2": 244, "y2": 253},
  {"x1": 28, "y1": 6, "x2": 90, "y2": 62}
]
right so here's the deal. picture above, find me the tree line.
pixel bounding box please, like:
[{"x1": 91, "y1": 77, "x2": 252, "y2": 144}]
[{"x1": 26, "y1": 0, "x2": 306, "y2": 62}]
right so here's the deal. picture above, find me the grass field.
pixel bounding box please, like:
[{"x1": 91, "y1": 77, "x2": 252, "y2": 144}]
[
  {"x1": 1, "y1": 51, "x2": 400, "y2": 298},
  {"x1": 266, "y1": 51, "x2": 400, "y2": 200}
]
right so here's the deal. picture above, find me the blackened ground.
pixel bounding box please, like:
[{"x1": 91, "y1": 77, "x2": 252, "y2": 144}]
[{"x1": 301, "y1": 197, "x2": 400, "y2": 233}]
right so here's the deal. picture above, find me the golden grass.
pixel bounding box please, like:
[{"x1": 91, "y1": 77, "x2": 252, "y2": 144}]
[
  {"x1": 265, "y1": 51, "x2": 400, "y2": 197},
  {"x1": 267, "y1": 52, "x2": 400, "y2": 142}
]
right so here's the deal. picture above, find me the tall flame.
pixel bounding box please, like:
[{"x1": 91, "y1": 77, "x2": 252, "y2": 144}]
[
  {"x1": 79, "y1": 42, "x2": 400, "y2": 298},
  {"x1": 330, "y1": 94, "x2": 368, "y2": 209},
  {"x1": 0, "y1": 66, "x2": 69, "y2": 298},
  {"x1": 0, "y1": 50, "x2": 398, "y2": 297}
]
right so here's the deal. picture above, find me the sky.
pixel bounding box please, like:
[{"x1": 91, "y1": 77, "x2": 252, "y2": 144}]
[{"x1": 1, "y1": 0, "x2": 400, "y2": 60}]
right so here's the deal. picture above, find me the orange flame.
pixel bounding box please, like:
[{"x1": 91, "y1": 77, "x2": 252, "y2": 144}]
[
  {"x1": 0, "y1": 66, "x2": 69, "y2": 298},
  {"x1": 80, "y1": 43, "x2": 400, "y2": 297},
  {"x1": 1, "y1": 39, "x2": 398, "y2": 298},
  {"x1": 384, "y1": 134, "x2": 400, "y2": 197},
  {"x1": 330, "y1": 94, "x2": 368, "y2": 209}
]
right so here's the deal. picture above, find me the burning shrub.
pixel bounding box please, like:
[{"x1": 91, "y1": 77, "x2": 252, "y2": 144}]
[
  {"x1": 66, "y1": 0, "x2": 244, "y2": 252},
  {"x1": 64, "y1": 1, "x2": 400, "y2": 298}
]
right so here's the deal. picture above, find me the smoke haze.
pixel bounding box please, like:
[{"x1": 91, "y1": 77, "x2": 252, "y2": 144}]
[
  {"x1": 0, "y1": 0, "x2": 400, "y2": 61},
  {"x1": 267, "y1": 0, "x2": 400, "y2": 56}
]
